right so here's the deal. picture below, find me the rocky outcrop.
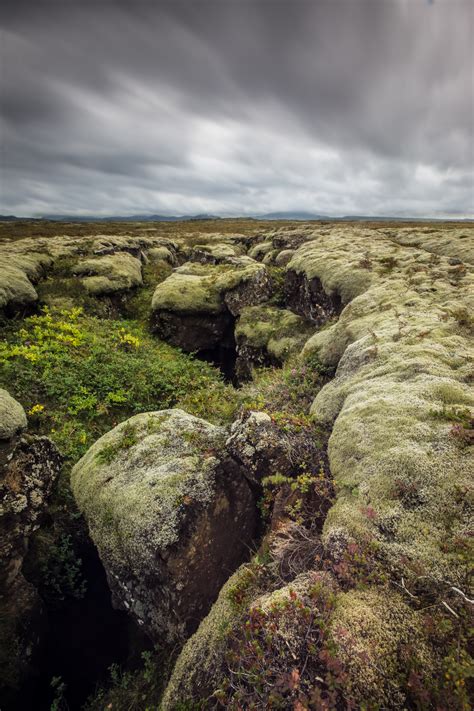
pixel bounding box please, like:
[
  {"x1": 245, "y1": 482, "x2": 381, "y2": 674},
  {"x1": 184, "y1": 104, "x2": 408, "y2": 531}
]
[
  {"x1": 284, "y1": 268, "x2": 342, "y2": 324},
  {"x1": 226, "y1": 411, "x2": 292, "y2": 486},
  {"x1": 0, "y1": 434, "x2": 62, "y2": 700},
  {"x1": 187, "y1": 242, "x2": 243, "y2": 264},
  {"x1": 71, "y1": 410, "x2": 258, "y2": 645},
  {"x1": 160, "y1": 225, "x2": 474, "y2": 710},
  {"x1": 234, "y1": 305, "x2": 313, "y2": 380},
  {"x1": 72, "y1": 252, "x2": 143, "y2": 295},
  {"x1": 151, "y1": 260, "x2": 271, "y2": 352},
  {"x1": 147, "y1": 245, "x2": 178, "y2": 265}
]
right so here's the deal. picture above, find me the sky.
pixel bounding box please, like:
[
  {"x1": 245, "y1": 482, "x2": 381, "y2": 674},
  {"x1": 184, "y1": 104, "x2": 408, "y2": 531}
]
[{"x1": 1, "y1": 0, "x2": 473, "y2": 218}]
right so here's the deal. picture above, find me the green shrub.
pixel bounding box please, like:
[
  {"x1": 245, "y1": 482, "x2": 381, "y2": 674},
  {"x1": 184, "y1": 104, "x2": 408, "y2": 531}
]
[{"x1": 0, "y1": 306, "x2": 239, "y2": 462}]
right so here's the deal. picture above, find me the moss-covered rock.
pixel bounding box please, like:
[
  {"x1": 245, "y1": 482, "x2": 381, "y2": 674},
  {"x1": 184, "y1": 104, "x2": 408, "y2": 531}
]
[
  {"x1": 151, "y1": 260, "x2": 271, "y2": 351},
  {"x1": 0, "y1": 261, "x2": 38, "y2": 312},
  {"x1": 294, "y1": 232, "x2": 474, "y2": 586},
  {"x1": 234, "y1": 304, "x2": 313, "y2": 380},
  {"x1": 0, "y1": 390, "x2": 27, "y2": 440},
  {"x1": 248, "y1": 240, "x2": 274, "y2": 261},
  {"x1": 147, "y1": 245, "x2": 177, "y2": 265},
  {"x1": 72, "y1": 252, "x2": 143, "y2": 295},
  {"x1": 274, "y1": 248, "x2": 295, "y2": 266},
  {"x1": 188, "y1": 242, "x2": 243, "y2": 264},
  {"x1": 329, "y1": 588, "x2": 433, "y2": 708},
  {"x1": 71, "y1": 409, "x2": 258, "y2": 644}
]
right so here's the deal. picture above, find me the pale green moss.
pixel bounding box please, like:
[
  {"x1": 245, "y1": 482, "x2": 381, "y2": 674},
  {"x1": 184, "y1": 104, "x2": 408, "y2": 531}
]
[
  {"x1": 148, "y1": 246, "x2": 175, "y2": 264},
  {"x1": 71, "y1": 410, "x2": 226, "y2": 573},
  {"x1": 236, "y1": 305, "x2": 312, "y2": 361},
  {"x1": 191, "y1": 243, "x2": 242, "y2": 261},
  {"x1": 151, "y1": 260, "x2": 268, "y2": 315},
  {"x1": 0, "y1": 389, "x2": 27, "y2": 440},
  {"x1": 330, "y1": 589, "x2": 433, "y2": 708},
  {"x1": 383, "y1": 226, "x2": 474, "y2": 265},
  {"x1": 0, "y1": 261, "x2": 38, "y2": 309},
  {"x1": 72, "y1": 252, "x2": 143, "y2": 295},
  {"x1": 248, "y1": 241, "x2": 273, "y2": 260},
  {"x1": 291, "y1": 228, "x2": 474, "y2": 585}
]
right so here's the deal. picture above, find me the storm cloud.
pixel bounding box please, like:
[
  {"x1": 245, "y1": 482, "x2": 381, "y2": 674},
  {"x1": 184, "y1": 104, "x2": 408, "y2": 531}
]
[{"x1": 1, "y1": 0, "x2": 472, "y2": 217}]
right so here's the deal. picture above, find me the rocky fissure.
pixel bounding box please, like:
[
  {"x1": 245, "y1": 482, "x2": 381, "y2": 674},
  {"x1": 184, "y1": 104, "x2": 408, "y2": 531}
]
[
  {"x1": 284, "y1": 268, "x2": 342, "y2": 324},
  {"x1": 1, "y1": 221, "x2": 473, "y2": 710}
]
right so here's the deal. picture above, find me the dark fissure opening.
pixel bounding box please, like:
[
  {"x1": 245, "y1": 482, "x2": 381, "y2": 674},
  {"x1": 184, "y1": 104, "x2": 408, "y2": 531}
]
[
  {"x1": 24, "y1": 544, "x2": 151, "y2": 711},
  {"x1": 194, "y1": 315, "x2": 239, "y2": 385},
  {"x1": 196, "y1": 342, "x2": 238, "y2": 385}
]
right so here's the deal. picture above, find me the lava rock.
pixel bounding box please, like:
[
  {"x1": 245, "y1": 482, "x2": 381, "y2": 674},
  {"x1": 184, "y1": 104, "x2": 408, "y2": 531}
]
[
  {"x1": 71, "y1": 409, "x2": 258, "y2": 644},
  {"x1": 0, "y1": 435, "x2": 62, "y2": 699}
]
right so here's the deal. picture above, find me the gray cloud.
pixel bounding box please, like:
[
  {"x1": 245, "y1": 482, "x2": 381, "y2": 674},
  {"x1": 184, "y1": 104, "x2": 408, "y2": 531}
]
[{"x1": 1, "y1": 0, "x2": 472, "y2": 217}]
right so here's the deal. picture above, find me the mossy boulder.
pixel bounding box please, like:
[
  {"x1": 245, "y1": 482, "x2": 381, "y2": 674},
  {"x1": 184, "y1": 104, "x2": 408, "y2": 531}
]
[
  {"x1": 147, "y1": 245, "x2": 177, "y2": 265},
  {"x1": 0, "y1": 261, "x2": 38, "y2": 312},
  {"x1": 234, "y1": 305, "x2": 313, "y2": 380},
  {"x1": 72, "y1": 252, "x2": 143, "y2": 295},
  {"x1": 187, "y1": 242, "x2": 243, "y2": 264},
  {"x1": 248, "y1": 240, "x2": 274, "y2": 261},
  {"x1": 295, "y1": 232, "x2": 474, "y2": 586},
  {"x1": 0, "y1": 390, "x2": 27, "y2": 441},
  {"x1": 71, "y1": 409, "x2": 258, "y2": 644},
  {"x1": 151, "y1": 260, "x2": 271, "y2": 351},
  {"x1": 274, "y1": 248, "x2": 295, "y2": 266}
]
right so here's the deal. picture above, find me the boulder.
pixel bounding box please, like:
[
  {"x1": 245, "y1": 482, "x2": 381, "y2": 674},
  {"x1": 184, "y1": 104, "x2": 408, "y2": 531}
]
[
  {"x1": 0, "y1": 262, "x2": 38, "y2": 312},
  {"x1": 151, "y1": 261, "x2": 272, "y2": 352},
  {"x1": 187, "y1": 242, "x2": 242, "y2": 264},
  {"x1": 147, "y1": 245, "x2": 177, "y2": 265},
  {"x1": 234, "y1": 305, "x2": 313, "y2": 380},
  {"x1": 248, "y1": 241, "x2": 274, "y2": 261},
  {"x1": 71, "y1": 409, "x2": 258, "y2": 644},
  {"x1": 72, "y1": 252, "x2": 143, "y2": 295},
  {"x1": 274, "y1": 248, "x2": 295, "y2": 266},
  {"x1": 226, "y1": 411, "x2": 292, "y2": 485},
  {"x1": 0, "y1": 390, "x2": 27, "y2": 441}
]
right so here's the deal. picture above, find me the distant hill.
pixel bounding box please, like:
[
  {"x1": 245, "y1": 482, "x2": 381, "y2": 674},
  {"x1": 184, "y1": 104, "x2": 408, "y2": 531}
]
[
  {"x1": 35, "y1": 213, "x2": 222, "y2": 223},
  {"x1": 257, "y1": 211, "x2": 328, "y2": 220},
  {"x1": 0, "y1": 212, "x2": 471, "y2": 223}
]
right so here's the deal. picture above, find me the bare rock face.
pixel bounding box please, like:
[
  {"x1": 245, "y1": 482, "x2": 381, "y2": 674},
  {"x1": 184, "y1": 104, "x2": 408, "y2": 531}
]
[
  {"x1": 285, "y1": 269, "x2": 342, "y2": 325},
  {"x1": 226, "y1": 411, "x2": 293, "y2": 486},
  {"x1": 71, "y1": 409, "x2": 258, "y2": 645},
  {"x1": 0, "y1": 435, "x2": 62, "y2": 699}
]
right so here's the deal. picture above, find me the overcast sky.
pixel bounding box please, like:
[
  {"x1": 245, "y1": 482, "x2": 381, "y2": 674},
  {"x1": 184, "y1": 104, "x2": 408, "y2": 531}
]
[{"x1": 1, "y1": 0, "x2": 473, "y2": 217}]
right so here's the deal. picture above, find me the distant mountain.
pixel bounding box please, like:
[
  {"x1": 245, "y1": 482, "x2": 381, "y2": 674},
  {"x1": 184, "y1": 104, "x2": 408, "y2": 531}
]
[
  {"x1": 258, "y1": 211, "x2": 328, "y2": 220},
  {"x1": 36, "y1": 213, "x2": 223, "y2": 222},
  {"x1": 1, "y1": 212, "x2": 471, "y2": 223}
]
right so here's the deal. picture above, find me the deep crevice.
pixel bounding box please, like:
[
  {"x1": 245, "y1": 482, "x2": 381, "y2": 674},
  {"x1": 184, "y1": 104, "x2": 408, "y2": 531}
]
[{"x1": 22, "y1": 542, "x2": 151, "y2": 711}]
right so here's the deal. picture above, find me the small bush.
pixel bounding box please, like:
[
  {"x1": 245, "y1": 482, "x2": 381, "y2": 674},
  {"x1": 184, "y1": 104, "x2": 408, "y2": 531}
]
[{"x1": 0, "y1": 306, "x2": 238, "y2": 462}]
